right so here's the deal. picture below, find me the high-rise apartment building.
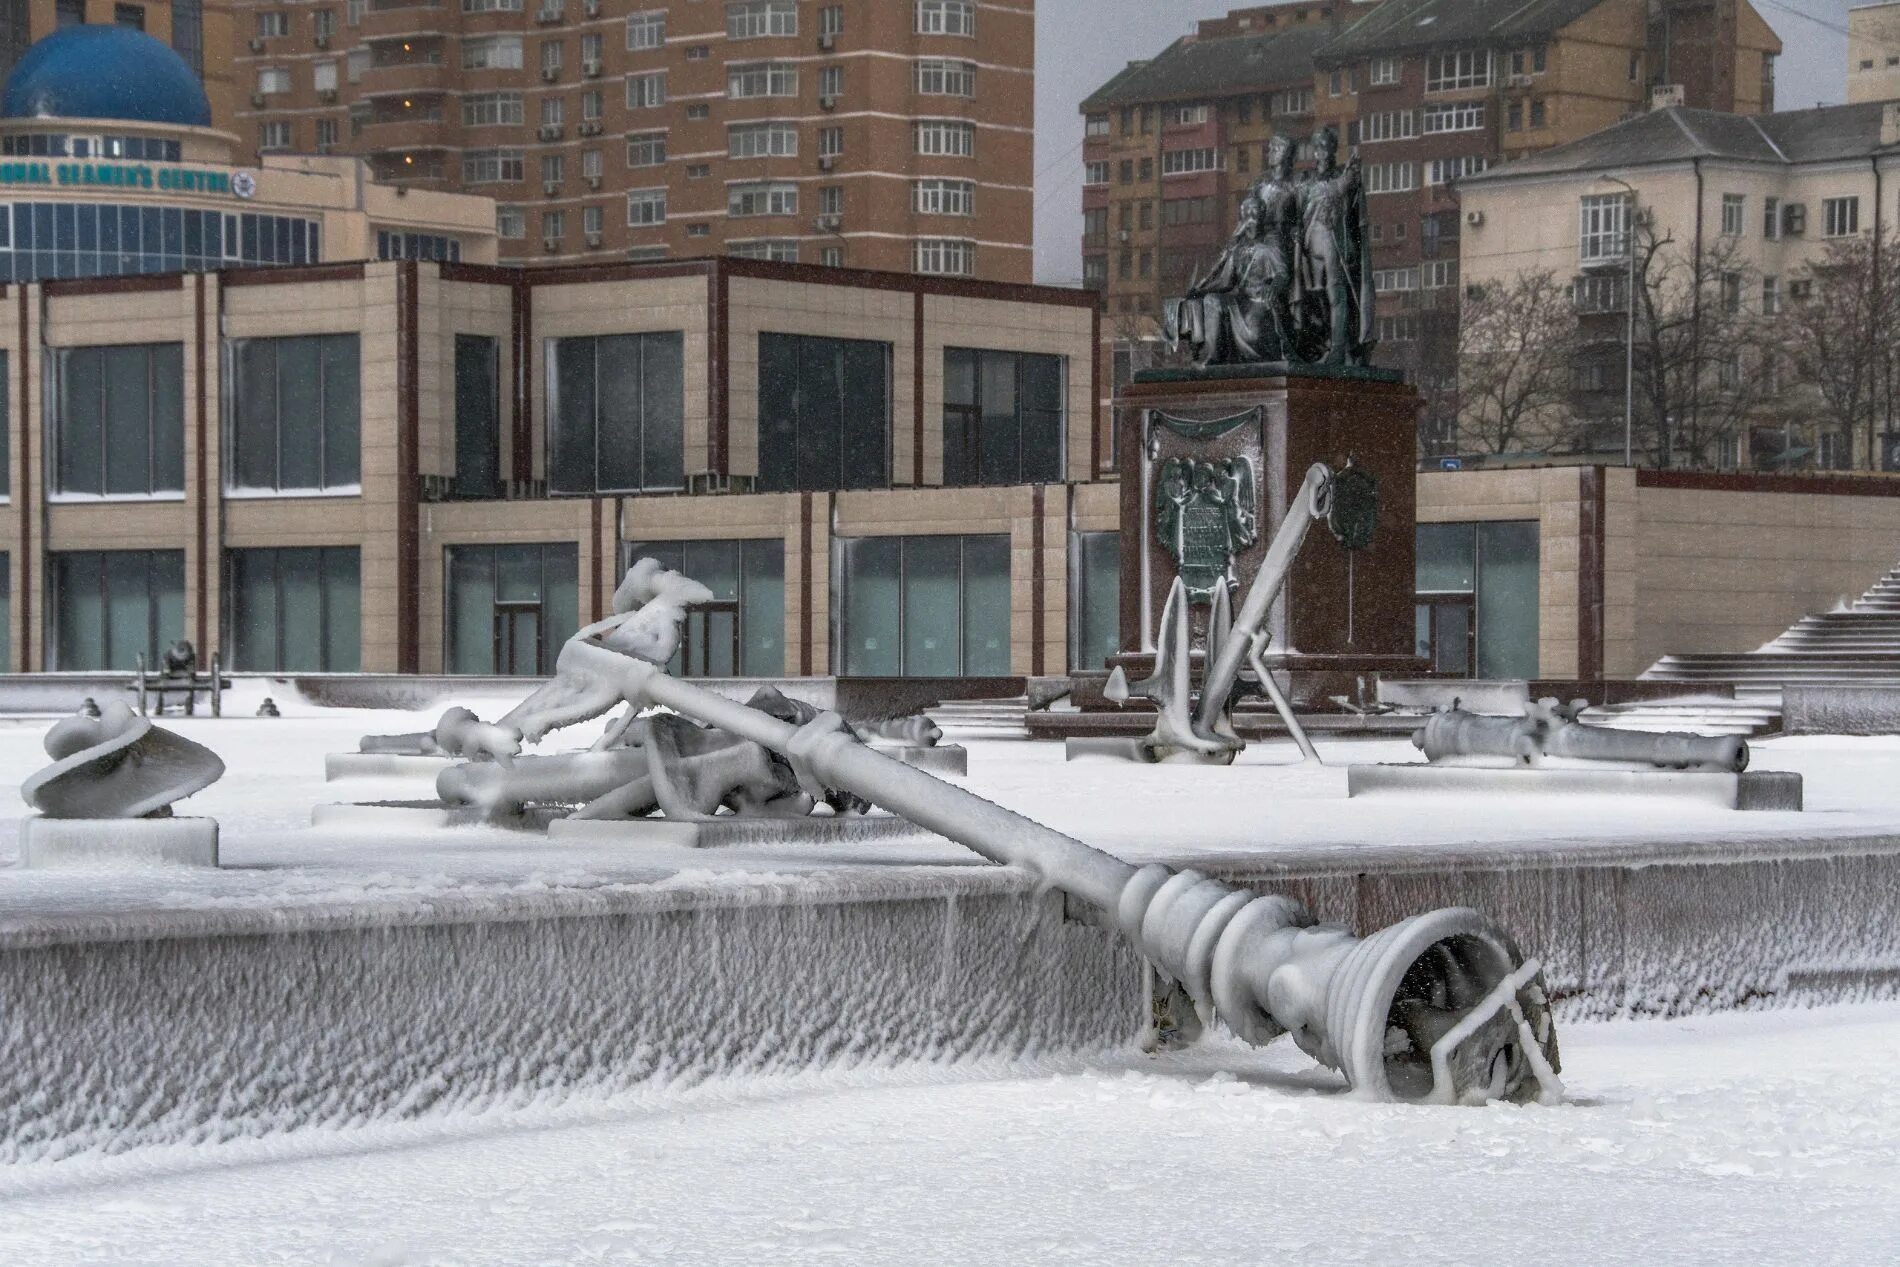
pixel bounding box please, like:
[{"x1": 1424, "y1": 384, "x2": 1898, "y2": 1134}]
[
  {"x1": 1082, "y1": 0, "x2": 1781, "y2": 449},
  {"x1": 0, "y1": 0, "x2": 236, "y2": 131},
  {"x1": 233, "y1": 0, "x2": 1033, "y2": 279}
]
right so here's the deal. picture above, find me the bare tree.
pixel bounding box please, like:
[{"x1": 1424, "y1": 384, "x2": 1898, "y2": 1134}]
[
  {"x1": 1455, "y1": 269, "x2": 1579, "y2": 456},
  {"x1": 1783, "y1": 230, "x2": 1900, "y2": 470},
  {"x1": 1623, "y1": 224, "x2": 1773, "y2": 470}
]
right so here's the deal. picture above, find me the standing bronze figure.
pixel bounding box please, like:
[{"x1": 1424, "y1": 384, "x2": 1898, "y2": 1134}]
[{"x1": 1164, "y1": 127, "x2": 1377, "y2": 371}]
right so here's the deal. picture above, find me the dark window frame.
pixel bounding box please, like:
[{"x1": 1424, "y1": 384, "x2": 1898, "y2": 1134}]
[
  {"x1": 444, "y1": 541, "x2": 579, "y2": 676},
  {"x1": 451, "y1": 333, "x2": 503, "y2": 499},
  {"x1": 942, "y1": 347, "x2": 1066, "y2": 488},
  {"x1": 224, "y1": 332, "x2": 361, "y2": 495},
  {"x1": 48, "y1": 341, "x2": 185, "y2": 498},
  {"x1": 545, "y1": 330, "x2": 686, "y2": 496},
  {"x1": 625, "y1": 538, "x2": 786, "y2": 677},
  {"x1": 833, "y1": 532, "x2": 1010, "y2": 677},
  {"x1": 48, "y1": 548, "x2": 184, "y2": 672},
  {"x1": 222, "y1": 545, "x2": 362, "y2": 672},
  {"x1": 757, "y1": 332, "x2": 891, "y2": 493}
]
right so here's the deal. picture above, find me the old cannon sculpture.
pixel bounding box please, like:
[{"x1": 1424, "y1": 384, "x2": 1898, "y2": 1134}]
[
  {"x1": 1414, "y1": 698, "x2": 1749, "y2": 773},
  {"x1": 441, "y1": 557, "x2": 1563, "y2": 1106}
]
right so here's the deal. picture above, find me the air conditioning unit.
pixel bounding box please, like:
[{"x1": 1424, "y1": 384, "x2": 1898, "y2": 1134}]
[
  {"x1": 248, "y1": 37, "x2": 265, "y2": 53},
  {"x1": 1466, "y1": 209, "x2": 1485, "y2": 227},
  {"x1": 579, "y1": 120, "x2": 602, "y2": 136},
  {"x1": 538, "y1": 123, "x2": 563, "y2": 140},
  {"x1": 543, "y1": 236, "x2": 561, "y2": 252},
  {"x1": 818, "y1": 32, "x2": 835, "y2": 51},
  {"x1": 250, "y1": 92, "x2": 267, "y2": 107},
  {"x1": 582, "y1": 59, "x2": 601, "y2": 78},
  {"x1": 586, "y1": 173, "x2": 601, "y2": 189},
  {"x1": 543, "y1": 179, "x2": 562, "y2": 195},
  {"x1": 1508, "y1": 73, "x2": 1532, "y2": 88},
  {"x1": 585, "y1": 231, "x2": 602, "y2": 247},
  {"x1": 315, "y1": 33, "x2": 330, "y2": 49},
  {"x1": 816, "y1": 213, "x2": 842, "y2": 232},
  {"x1": 541, "y1": 65, "x2": 560, "y2": 82},
  {"x1": 818, "y1": 154, "x2": 835, "y2": 171},
  {"x1": 1783, "y1": 202, "x2": 1807, "y2": 236},
  {"x1": 820, "y1": 94, "x2": 838, "y2": 111},
  {"x1": 319, "y1": 88, "x2": 338, "y2": 103}
]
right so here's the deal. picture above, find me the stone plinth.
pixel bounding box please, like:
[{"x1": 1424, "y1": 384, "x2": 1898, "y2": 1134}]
[
  {"x1": 1346, "y1": 764, "x2": 1803, "y2": 812},
  {"x1": 1112, "y1": 368, "x2": 1424, "y2": 684},
  {"x1": 20, "y1": 816, "x2": 220, "y2": 867}
]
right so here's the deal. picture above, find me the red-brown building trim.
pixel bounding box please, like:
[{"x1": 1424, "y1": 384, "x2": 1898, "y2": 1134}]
[
  {"x1": 193, "y1": 274, "x2": 209, "y2": 650},
  {"x1": 396, "y1": 261, "x2": 421, "y2": 674},
  {"x1": 511, "y1": 275, "x2": 533, "y2": 486},
  {"x1": 438, "y1": 261, "x2": 519, "y2": 287},
  {"x1": 798, "y1": 491, "x2": 814, "y2": 676},
  {"x1": 912, "y1": 291, "x2": 926, "y2": 487},
  {"x1": 1031, "y1": 483, "x2": 1046, "y2": 676},
  {"x1": 42, "y1": 273, "x2": 184, "y2": 299},
  {"x1": 1636, "y1": 468, "x2": 1900, "y2": 498},
  {"x1": 711, "y1": 262, "x2": 730, "y2": 476},
  {"x1": 590, "y1": 497, "x2": 605, "y2": 622},
  {"x1": 1578, "y1": 466, "x2": 1606, "y2": 684},
  {"x1": 221, "y1": 261, "x2": 367, "y2": 288},
  {"x1": 15, "y1": 286, "x2": 28, "y2": 670},
  {"x1": 495, "y1": 254, "x2": 1094, "y2": 309}
]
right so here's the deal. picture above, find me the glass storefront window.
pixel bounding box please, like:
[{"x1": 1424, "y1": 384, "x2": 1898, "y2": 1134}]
[
  {"x1": 0, "y1": 204, "x2": 318, "y2": 283},
  {"x1": 546, "y1": 332, "x2": 685, "y2": 495},
  {"x1": 225, "y1": 547, "x2": 361, "y2": 672},
  {"x1": 445, "y1": 542, "x2": 579, "y2": 675},
  {"x1": 226, "y1": 333, "x2": 361, "y2": 495},
  {"x1": 1071, "y1": 529, "x2": 1120, "y2": 671},
  {"x1": 626, "y1": 539, "x2": 785, "y2": 677},
  {"x1": 943, "y1": 348, "x2": 1065, "y2": 487},
  {"x1": 50, "y1": 549, "x2": 184, "y2": 671},
  {"x1": 835, "y1": 534, "x2": 1009, "y2": 677},
  {"x1": 50, "y1": 342, "x2": 184, "y2": 497},
  {"x1": 756, "y1": 333, "x2": 890, "y2": 492},
  {"x1": 452, "y1": 335, "x2": 502, "y2": 499},
  {"x1": 1414, "y1": 521, "x2": 1539, "y2": 680}
]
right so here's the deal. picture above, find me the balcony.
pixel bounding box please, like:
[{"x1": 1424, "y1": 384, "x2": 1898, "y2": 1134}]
[
  {"x1": 360, "y1": 0, "x2": 444, "y2": 39},
  {"x1": 360, "y1": 59, "x2": 452, "y2": 97},
  {"x1": 360, "y1": 109, "x2": 455, "y2": 152}
]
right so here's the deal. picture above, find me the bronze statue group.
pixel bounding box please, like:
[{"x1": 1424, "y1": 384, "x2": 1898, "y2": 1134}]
[{"x1": 1165, "y1": 125, "x2": 1375, "y2": 370}]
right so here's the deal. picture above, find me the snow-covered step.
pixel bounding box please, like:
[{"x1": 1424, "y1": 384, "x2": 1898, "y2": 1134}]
[{"x1": 1578, "y1": 697, "x2": 1780, "y2": 738}]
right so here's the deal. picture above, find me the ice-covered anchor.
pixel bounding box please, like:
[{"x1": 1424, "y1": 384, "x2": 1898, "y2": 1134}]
[{"x1": 525, "y1": 561, "x2": 1564, "y2": 1107}]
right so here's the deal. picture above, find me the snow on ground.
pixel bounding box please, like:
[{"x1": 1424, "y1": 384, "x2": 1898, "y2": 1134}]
[
  {"x1": 0, "y1": 1003, "x2": 1895, "y2": 1265},
  {"x1": 4, "y1": 687, "x2": 1900, "y2": 925}
]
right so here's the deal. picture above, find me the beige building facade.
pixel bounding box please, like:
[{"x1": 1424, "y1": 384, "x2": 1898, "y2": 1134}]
[
  {"x1": 1457, "y1": 101, "x2": 1900, "y2": 471},
  {"x1": 0, "y1": 256, "x2": 1106, "y2": 679},
  {"x1": 1421, "y1": 465, "x2": 1900, "y2": 680},
  {"x1": 1849, "y1": 1, "x2": 1900, "y2": 104}
]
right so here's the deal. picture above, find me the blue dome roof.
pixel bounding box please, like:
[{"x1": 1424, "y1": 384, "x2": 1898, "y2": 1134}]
[{"x1": 2, "y1": 27, "x2": 211, "y2": 129}]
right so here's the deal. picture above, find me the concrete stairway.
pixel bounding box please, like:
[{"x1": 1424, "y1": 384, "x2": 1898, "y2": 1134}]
[
  {"x1": 1631, "y1": 561, "x2": 1900, "y2": 731},
  {"x1": 1578, "y1": 695, "x2": 1782, "y2": 737},
  {"x1": 925, "y1": 696, "x2": 1031, "y2": 741}
]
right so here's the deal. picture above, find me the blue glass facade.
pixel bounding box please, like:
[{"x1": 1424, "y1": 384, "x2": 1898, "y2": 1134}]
[
  {"x1": 2, "y1": 133, "x2": 183, "y2": 161},
  {"x1": 0, "y1": 202, "x2": 320, "y2": 281}
]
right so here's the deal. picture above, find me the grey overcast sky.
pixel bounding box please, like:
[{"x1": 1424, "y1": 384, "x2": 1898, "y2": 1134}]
[{"x1": 1031, "y1": 0, "x2": 1851, "y2": 285}]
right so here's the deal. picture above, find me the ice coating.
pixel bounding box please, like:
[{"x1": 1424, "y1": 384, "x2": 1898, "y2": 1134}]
[{"x1": 20, "y1": 701, "x2": 225, "y2": 819}]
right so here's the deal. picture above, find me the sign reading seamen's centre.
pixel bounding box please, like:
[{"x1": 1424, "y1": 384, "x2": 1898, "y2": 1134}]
[{"x1": 0, "y1": 160, "x2": 241, "y2": 196}]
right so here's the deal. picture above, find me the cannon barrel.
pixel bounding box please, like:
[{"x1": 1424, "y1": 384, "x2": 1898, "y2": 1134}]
[
  {"x1": 1414, "y1": 706, "x2": 1747, "y2": 773},
  {"x1": 606, "y1": 644, "x2": 1562, "y2": 1106}
]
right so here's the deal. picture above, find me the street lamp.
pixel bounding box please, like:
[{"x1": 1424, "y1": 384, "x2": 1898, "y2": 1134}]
[{"x1": 1599, "y1": 175, "x2": 1639, "y2": 467}]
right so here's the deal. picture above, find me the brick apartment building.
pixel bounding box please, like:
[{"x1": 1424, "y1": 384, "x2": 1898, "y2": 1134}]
[
  {"x1": 0, "y1": 0, "x2": 236, "y2": 129},
  {"x1": 1081, "y1": 0, "x2": 1782, "y2": 450},
  {"x1": 232, "y1": 0, "x2": 1034, "y2": 279}
]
